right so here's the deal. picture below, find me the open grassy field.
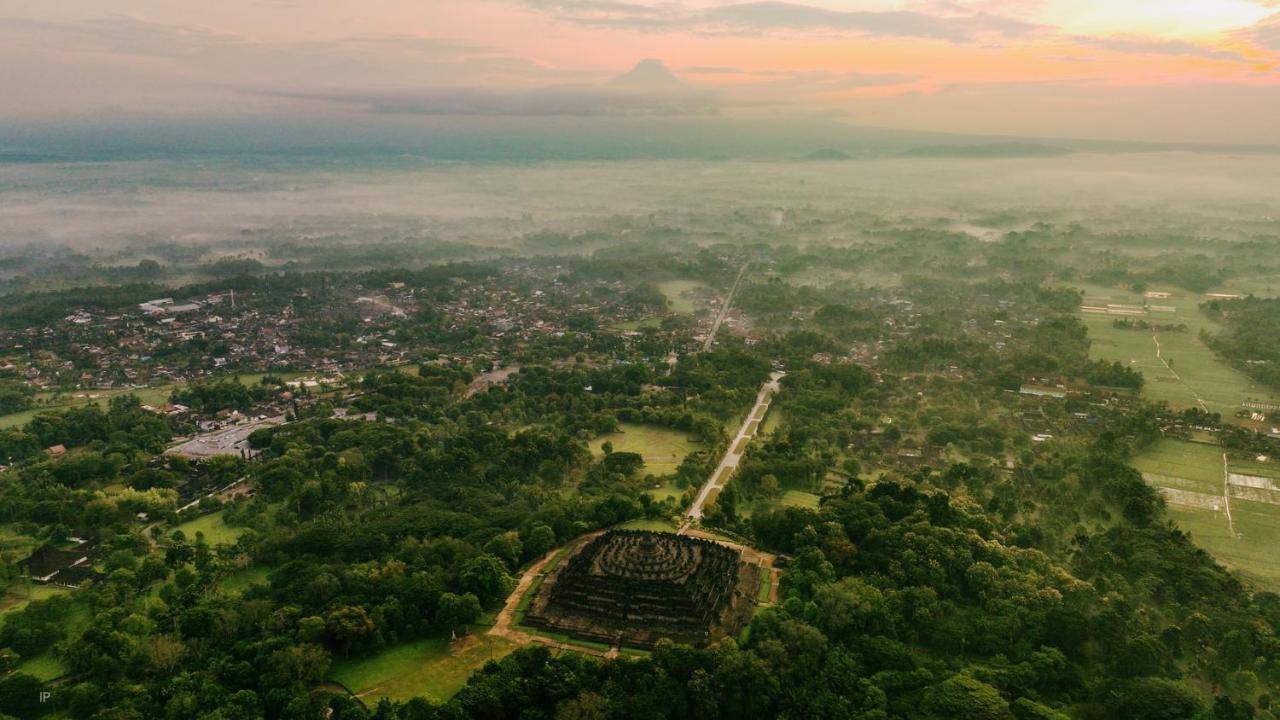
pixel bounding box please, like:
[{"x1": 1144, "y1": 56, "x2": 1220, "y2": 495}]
[
  {"x1": 1131, "y1": 439, "x2": 1223, "y2": 495},
  {"x1": 331, "y1": 634, "x2": 519, "y2": 704},
  {"x1": 657, "y1": 280, "x2": 706, "y2": 314},
  {"x1": 610, "y1": 317, "x2": 662, "y2": 332},
  {"x1": 590, "y1": 423, "x2": 700, "y2": 482},
  {"x1": 1078, "y1": 283, "x2": 1280, "y2": 416},
  {"x1": 174, "y1": 511, "x2": 247, "y2": 546}
]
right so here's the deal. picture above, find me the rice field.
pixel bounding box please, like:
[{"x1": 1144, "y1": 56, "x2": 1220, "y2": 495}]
[
  {"x1": 1079, "y1": 283, "x2": 1280, "y2": 416},
  {"x1": 1133, "y1": 439, "x2": 1280, "y2": 591}
]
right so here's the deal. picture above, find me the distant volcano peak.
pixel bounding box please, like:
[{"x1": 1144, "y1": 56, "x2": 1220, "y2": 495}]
[{"x1": 611, "y1": 59, "x2": 684, "y2": 89}]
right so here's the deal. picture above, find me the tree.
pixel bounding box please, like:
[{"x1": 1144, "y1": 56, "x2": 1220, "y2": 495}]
[
  {"x1": 325, "y1": 606, "x2": 375, "y2": 656},
  {"x1": 483, "y1": 532, "x2": 523, "y2": 571},
  {"x1": 524, "y1": 524, "x2": 557, "y2": 560},
  {"x1": 436, "y1": 592, "x2": 482, "y2": 634},
  {"x1": 459, "y1": 555, "x2": 514, "y2": 607},
  {"x1": 1110, "y1": 678, "x2": 1207, "y2": 720},
  {"x1": 920, "y1": 675, "x2": 1014, "y2": 720}
]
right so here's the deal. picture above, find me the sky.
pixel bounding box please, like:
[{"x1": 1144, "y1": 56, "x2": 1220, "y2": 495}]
[{"x1": 2, "y1": 0, "x2": 1280, "y2": 143}]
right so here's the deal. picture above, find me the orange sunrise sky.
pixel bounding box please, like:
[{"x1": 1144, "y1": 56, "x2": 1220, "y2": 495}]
[{"x1": 3, "y1": 0, "x2": 1279, "y2": 142}]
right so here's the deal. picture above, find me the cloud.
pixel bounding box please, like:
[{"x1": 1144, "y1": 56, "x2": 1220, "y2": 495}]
[
  {"x1": 525, "y1": 0, "x2": 1045, "y2": 42},
  {"x1": 748, "y1": 69, "x2": 923, "y2": 92},
  {"x1": 1075, "y1": 34, "x2": 1251, "y2": 62},
  {"x1": 1238, "y1": 13, "x2": 1280, "y2": 50}
]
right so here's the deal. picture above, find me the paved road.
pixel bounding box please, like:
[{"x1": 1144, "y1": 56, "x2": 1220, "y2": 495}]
[
  {"x1": 685, "y1": 371, "x2": 785, "y2": 521},
  {"x1": 702, "y1": 262, "x2": 749, "y2": 352}
]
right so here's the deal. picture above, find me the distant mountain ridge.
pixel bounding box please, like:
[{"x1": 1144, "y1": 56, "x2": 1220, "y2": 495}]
[
  {"x1": 803, "y1": 148, "x2": 852, "y2": 161},
  {"x1": 901, "y1": 142, "x2": 1072, "y2": 158}
]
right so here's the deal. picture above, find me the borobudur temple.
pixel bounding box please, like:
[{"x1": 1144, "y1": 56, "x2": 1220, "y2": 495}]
[{"x1": 523, "y1": 530, "x2": 760, "y2": 648}]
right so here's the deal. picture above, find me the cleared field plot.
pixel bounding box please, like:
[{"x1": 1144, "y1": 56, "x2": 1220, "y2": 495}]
[
  {"x1": 1230, "y1": 459, "x2": 1280, "y2": 481},
  {"x1": 174, "y1": 511, "x2": 247, "y2": 546},
  {"x1": 590, "y1": 423, "x2": 699, "y2": 479},
  {"x1": 1132, "y1": 439, "x2": 1224, "y2": 495},
  {"x1": 1159, "y1": 488, "x2": 1223, "y2": 510},
  {"x1": 657, "y1": 280, "x2": 706, "y2": 314},
  {"x1": 1079, "y1": 283, "x2": 1280, "y2": 416},
  {"x1": 756, "y1": 571, "x2": 773, "y2": 603},
  {"x1": 331, "y1": 634, "x2": 518, "y2": 704},
  {"x1": 780, "y1": 490, "x2": 821, "y2": 510}
]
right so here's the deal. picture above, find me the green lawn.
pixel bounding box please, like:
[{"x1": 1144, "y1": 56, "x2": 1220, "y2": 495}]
[
  {"x1": 591, "y1": 423, "x2": 700, "y2": 482},
  {"x1": 640, "y1": 477, "x2": 688, "y2": 503},
  {"x1": 174, "y1": 511, "x2": 247, "y2": 546},
  {"x1": 780, "y1": 490, "x2": 822, "y2": 510},
  {"x1": 657, "y1": 280, "x2": 706, "y2": 314},
  {"x1": 760, "y1": 408, "x2": 784, "y2": 436},
  {"x1": 615, "y1": 518, "x2": 679, "y2": 533},
  {"x1": 330, "y1": 635, "x2": 519, "y2": 704}
]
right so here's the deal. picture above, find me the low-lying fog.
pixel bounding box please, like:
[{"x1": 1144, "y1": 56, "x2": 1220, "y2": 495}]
[{"x1": 2, "y1": 152, "x2": 1278, "y2": 253}]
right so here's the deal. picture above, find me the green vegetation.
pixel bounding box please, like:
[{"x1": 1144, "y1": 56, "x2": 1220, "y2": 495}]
[{"x1": 1, "y1": 233, "x2": 1280, "y2": 720}]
